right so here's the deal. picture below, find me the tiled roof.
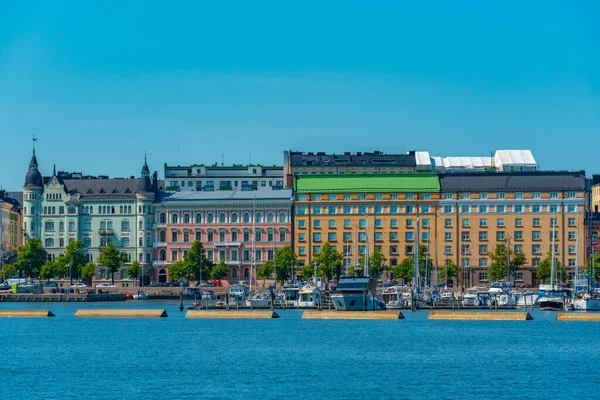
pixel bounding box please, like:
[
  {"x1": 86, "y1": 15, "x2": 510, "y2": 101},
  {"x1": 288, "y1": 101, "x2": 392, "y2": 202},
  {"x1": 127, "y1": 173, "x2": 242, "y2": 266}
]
[
  {"x1": 439, "y1": 171, "x2": 586, "y2": 192},
  {"x1": 294, "y1": 174, "x2": 440, "y2": 193},
  {"x1": 157, "y1": 189, "x2": 293, "y2": 203},
  {"x1": 63, "y1": 178, "x2": 147, "y2": 199}
]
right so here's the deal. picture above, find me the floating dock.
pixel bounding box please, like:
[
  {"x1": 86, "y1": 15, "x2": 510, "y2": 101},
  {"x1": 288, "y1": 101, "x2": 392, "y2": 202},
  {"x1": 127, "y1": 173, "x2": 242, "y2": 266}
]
[
  {"x1": 74, "y1": 309, "x2": 168, "y2": 318},
  {"x1": 557, "y1": 313, "x2": 600, "y2": 321},
  {"x1": 429, "y1": 311, "x2": 533, "y2": 321},
  {"x1": 0, "y1": 310, "x2": 55, "y2": 317},
  {"x1": 302, "y1": 311, "x2": 404, "y2": 320},
  {"x1": 186, "y1": 310, "x2": 279, "y2": 319}
]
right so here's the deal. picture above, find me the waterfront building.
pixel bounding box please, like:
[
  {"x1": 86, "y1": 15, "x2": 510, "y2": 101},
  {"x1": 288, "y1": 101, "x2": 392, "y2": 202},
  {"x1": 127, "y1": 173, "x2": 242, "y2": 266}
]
[
  {"x1": 0, "y1": 190, "x2": 23, "y2": 263},
  {"x1": 437, "y1": 171, "x2": 586, "y2": 287},
  {"x1": 22, "y1": 148, "x2": 158, "y2": 283},
  {"x1": 152, "y1": 189, "x2": 293, "y2": 284},
  {"x1": 292, "y1": 174, "x2": 441, "y2": 271},
  {"x1": 590, "y1": 174, "x2": 600, "y2": 213},
  {"x1": 164, "y1": 163, "x2": 285, "y2": 192}
]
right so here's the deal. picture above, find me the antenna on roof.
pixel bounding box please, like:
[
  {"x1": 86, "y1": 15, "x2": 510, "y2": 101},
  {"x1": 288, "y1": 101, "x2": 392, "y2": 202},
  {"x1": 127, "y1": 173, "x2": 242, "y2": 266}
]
[
  {"x1": 221, "y1": 150, "x2": 224, "y2": 166},
  {"x1": 177, "y1": 148, "x2": 180, "y2": 166},
  {"x1": 32, "y1": 135, "x2": 37, "y2": 155},
  {"x1": 249, "y1": 153, "x2": 252, "y2": 165}
]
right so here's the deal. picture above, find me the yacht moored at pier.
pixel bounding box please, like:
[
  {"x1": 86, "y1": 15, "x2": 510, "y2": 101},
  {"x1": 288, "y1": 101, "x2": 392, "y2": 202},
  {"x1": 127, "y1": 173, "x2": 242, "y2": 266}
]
[{"x1": 330, "y1": 276, "x2": 384, "y2": 311}]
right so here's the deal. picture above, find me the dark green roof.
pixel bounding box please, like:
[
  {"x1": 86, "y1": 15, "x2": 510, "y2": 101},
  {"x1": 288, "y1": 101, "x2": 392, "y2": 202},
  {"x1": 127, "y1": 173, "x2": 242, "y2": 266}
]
[{"x1": 294, "y1": 174, "x2": 440, "y2": 193}]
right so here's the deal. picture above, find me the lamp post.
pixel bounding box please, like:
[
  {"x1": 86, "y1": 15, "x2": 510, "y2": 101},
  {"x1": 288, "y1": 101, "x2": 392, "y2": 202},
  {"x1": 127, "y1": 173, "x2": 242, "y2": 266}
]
[{"x1": 179, "y1": 272, "x2": 184, "y2": 312}]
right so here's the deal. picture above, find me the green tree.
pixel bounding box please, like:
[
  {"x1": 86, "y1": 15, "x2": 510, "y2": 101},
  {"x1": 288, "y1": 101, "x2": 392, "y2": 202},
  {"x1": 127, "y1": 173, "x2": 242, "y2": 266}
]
[
  {"x1": 314, "y1": 242, "x2": 343, "y2": 280},
  {"x1": 369, "y1": 248, "x2": 388, "y2": 278},
  {"x1": 392, "y1": 258, "x2": 414, "y2": 284},
  {"x1": 583, "y1": 253, "x2": 600, "y2": 282},
  {"x1": 97, "y1": 242, "x2": 127, "y2": 284},
  {"x1": 512, "y1": 251, "x2": 527, "y2": 272},
  {"x1": 61, "y1": 240, "x2": 87, "y2": 284},
  {"x1": 81, "y1": 262, "x2": 96, "y2": 286},
  {"x1": 125, "y1": 261, "x2": 142, "y2": 285},
  {"x1": 488, "y1": 243, "x2": 526, "y2": 282},
  {"x1": 300, "y1": 263, "x2": 314, "y2": 281},
  {"x1": 40, "y1": 259, "x2": 58, "y2": 282},
  {"x1": 272, "y1": 245, "x2": 298, "y2": 284},
  {"x1": 167, "y1": 261, "x2": 188, "y2": 282},
  {"x1": 438, "y1": 260, "x2": 459, "y2": 284},
  {"x1": 256, "y1": 260, "x2": 274, "y2": 288},
  {"x1": 536, "y1": 252, "x2": 567, "y2": 283},
  {"x1": 16, "y1": 238, "x2": 48, "y2": 279},
  {"x1": 183, "y1": 241, "x2": 213, "y2": 284},
  {"x1": 1, "y1": 263, "x2": 16, "y2": 280},
  {"x1": 210, "y1": 260, "x2": 229, "y2": 281}
]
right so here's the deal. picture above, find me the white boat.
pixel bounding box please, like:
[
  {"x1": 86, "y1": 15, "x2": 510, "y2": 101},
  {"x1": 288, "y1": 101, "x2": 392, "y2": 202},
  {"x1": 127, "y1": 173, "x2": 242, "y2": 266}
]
[
  {"x1": 298, "y1": 285, "x2": 320, "y2": 307},
  {"x1": 462, "y1": 289, "x2": 478, "y2": 306},
  {"x1": 515, "y1": 291, "x2": 538, "y2": 308},
  {"x1": 496, "y1": 293, "x2": 516, "y2": 307},
  {"x1": 573, "y1": 294, "x2": 600, "y2": 311},
  {"x1": 381, "y1": 286, "x2": 405, "y2": 309},
  {"x1": 330, "y1": 276, "x2": 385, "y2": 311},
  {"x1": 244, "y1": 293, "x2": 272, "y2": 307},
  {"x1": 132, "y1": 291, "x2": 149, "y2": 299},
  {"x1": 538, "y1": 218, "x2": 566, "y2": 311},
  {"x1": 278, "y1": 284, "x2": 300, "y2": 307}
]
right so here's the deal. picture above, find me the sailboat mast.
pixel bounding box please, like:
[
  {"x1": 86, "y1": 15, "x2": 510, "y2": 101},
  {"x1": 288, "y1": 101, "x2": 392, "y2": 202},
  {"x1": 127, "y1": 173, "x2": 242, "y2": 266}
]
[
  {"x1": 575, "y1": 222, "x2": 579, "y2": 292},
  {"x1": 364, "y1": 213, "x2": 369, "y2": 277},
  {"x1": 550, "y1": 212, "x2": 556, "y2": 289},
  {"x1": 414, "y1": 216, "x2": 420, "y2": 290},
  {"x1": 251, "y1": 196, "x2": 256, "y2": 292}
]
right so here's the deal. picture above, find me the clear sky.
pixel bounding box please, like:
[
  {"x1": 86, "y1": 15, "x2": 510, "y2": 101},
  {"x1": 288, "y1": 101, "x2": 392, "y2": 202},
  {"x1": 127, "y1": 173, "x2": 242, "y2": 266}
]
[{"x1": 0, "y1": 1, "x2": 598, "y2": 190}]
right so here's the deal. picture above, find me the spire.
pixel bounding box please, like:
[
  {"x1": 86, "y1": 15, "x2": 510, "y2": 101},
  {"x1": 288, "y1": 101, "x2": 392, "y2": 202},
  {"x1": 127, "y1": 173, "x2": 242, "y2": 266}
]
[
  {"x1": 53, "y1": 164, "x2": 56, "y2": 176},
  {"x1": 25, "y1": 139, "x2": 43, "y2": 188},
  {"x1": 141, "y1": 152, "x2": 150, "y2": 176},
  {"x1": 33, "y1": 135, "x2": 37, "y2": 156}
]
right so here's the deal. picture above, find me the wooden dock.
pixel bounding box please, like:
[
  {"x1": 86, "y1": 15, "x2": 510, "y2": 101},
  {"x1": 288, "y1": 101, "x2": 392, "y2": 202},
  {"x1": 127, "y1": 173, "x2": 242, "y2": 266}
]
[
  {"x1": 186, "y1": 310, "x2": 279, "y2": 319},
  {"x1": 302, "y1": 311, "x2": 404, "y2": 320},
  {"x1": 429, "y1": 311, "x2": 533, "y2": 320},
  {"x1": 0, "y1": 310, "x2": 55, "y2": 317},
  {"x1": 0, "y1": 293, "x2": 126, "y2": 302},
  {"x1": 556, "y1": 313, "x2": 600, "y2": 321},
  {"x1": 74, "y1": 309, "x2": 168, "y2": 318}
]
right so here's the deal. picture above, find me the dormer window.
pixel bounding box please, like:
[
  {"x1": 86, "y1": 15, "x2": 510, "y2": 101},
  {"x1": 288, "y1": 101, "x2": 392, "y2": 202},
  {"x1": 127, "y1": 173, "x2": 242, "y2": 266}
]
[{"x1": 99, "y1": 188, "x2": 105, "y2": 193}]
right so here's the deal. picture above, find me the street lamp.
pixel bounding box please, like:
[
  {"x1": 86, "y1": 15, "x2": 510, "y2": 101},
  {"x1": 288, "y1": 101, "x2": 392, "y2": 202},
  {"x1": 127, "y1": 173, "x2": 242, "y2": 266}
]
[{"x1": 179, "y1": 271, "x2": 184, "y2": 312}]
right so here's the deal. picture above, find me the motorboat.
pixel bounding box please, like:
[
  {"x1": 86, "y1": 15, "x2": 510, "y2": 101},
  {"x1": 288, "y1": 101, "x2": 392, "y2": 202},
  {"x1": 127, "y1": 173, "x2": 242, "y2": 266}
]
[
  {"x1": 330, "y1": 276, "x2": 385, "y2": 311},
  {"x1": 298, "y1": 285, "x2": 320, "y2": 308},
  {"x1": 278, "y1": 284, "x2": 300, "y2": 307},
  {"x1": 462, "y1": 289, "x2": 478, "y2": 306},
  {"x1": 538, "y1": 285, "x2": 569, "y2": 311},
  {"x1": 244, "y1": 293, "x2": 272, "y2": 308},
  {"x1": 381, "y1": 286, "x2": 405, "y2": 309},
  {"x1": 132, "y1": 291, "x2": 149, "y2": 300},
  {"x1": 514, "y1": 291, "x2": 538, "y2": 308},
  {"x1": 572, "y1": 294, "x2": 600, "y2": 311}
]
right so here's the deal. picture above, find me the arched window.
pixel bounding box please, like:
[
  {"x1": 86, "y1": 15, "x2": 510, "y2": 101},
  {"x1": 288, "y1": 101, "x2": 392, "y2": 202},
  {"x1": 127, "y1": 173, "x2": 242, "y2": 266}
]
[
  {"x1": 138, "y1": 220, "x2": 143, "y2": 231},
  {"x1": 159, "y1": 249, "x2": 166, "y2": 261},
  {"x1": 172, "y1": 213, "x2": 178, "y2": 224},
  {"x1": 160, "y1": 213, "x2": 167, "y2": 223},
  {"x1": 145, "y1": 253, "x2": 151, "y2": 264},
  {"x1": 267, "y1": 212, "x2": 274, "y2": 223},
  {"x1": 31, "y1": 207, "x2": 36, "y2": 215},
  {"x1": 219, "y1": 213, "x2": 226, "y2": 223},
  {"x1": 279, "y1": 212, "x2": 286, "y2": 223},
  {"x1": 59, "y1": 206, "x2": 64, "y2": 215},
  {"x1": 255, "y1": 213, "x2": 262, "y2": 223},
  {"x1": 243, "y1": 213, "x2": 250, "y2": 223},
  {"x1": 184, "y1": 213, "x2": 190, "y2": 224},
  {"x1": 43, "y1": 206, "x2": 47, "y2": 214},
  {"x1": 171, "y1": 230, "x2": 179, "y2": 242},
  {"x1": 231, "y1": 213, "x2": 238, "y2": 223},
  {"x1": 207, "y1": 213, "x2": 214, "y2": 223},
  {"x1": 83, "y1": 237, "x2": 91, "y2": 247},
  {"x1": 195, "y1": 213, "x2": 202, "y2": 223},
  {"x1": 159, "y1": 230, "x2": 166, "y2": 242},
  {"x1": 139, "y1": 253, "x2": 144, "y2": 262}
]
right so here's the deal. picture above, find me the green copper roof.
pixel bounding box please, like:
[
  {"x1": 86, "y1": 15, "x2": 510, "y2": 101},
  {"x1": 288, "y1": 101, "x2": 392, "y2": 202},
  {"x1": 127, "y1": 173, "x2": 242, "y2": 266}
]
[{"x1": 294, "y1": 174, "x2": 440, "y2": 193}]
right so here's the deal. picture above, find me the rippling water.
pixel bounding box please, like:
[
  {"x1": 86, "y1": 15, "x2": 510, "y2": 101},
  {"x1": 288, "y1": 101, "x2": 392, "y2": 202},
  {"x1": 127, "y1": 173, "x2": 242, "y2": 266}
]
[{"x1": 0, "y1": 301, "x2": 598, "y2": 400}]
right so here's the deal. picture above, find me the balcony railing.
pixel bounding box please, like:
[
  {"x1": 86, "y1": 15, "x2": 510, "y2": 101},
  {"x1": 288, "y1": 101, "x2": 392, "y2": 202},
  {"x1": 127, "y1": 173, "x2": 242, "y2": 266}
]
[
  {"x1": 153, "y1": 242, "x2": 167, "y2": 248},
  {"x1": 99, "y1": 229, "x2": 115, "y2": 236},
  {"x1": 214, "y1": 242, "x2": 242, "y2": 247},
  {"x1": 153, "y1": 260, "x2": 168, "y2": 267}
]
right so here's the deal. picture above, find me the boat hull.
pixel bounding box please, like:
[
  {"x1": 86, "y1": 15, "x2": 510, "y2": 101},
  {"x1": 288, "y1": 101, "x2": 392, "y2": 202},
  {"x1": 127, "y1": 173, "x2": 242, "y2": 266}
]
[
  {"x1": 330, "y1": 292, "x2": 381, "y2": 311},
  {"x1": 573, "y1": 298, "x2": 600, "y2": 311},
  {"x1": 539, "y1": 299, "x2": 564, "y2": 311}
]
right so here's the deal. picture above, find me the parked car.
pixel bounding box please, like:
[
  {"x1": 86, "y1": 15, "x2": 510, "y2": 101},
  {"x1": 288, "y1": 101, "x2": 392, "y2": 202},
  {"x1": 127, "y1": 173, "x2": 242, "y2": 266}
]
[
  {"x1": 200, "y1": 281, "x2": 216, "y2": 287},
  {"x1": 43, "y1": 282, "x2": 59, "y2": 288},
  {"x1": 96, "y1": 283, "x2": 116, "y2": 288},
  {"x1": 70, "y1": 283, "x2": 88, "y2": 288}
]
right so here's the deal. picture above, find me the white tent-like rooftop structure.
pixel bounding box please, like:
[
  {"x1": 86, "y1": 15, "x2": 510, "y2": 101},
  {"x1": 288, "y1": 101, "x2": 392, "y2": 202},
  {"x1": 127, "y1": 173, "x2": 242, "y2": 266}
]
[{"x1": 415, "y1": 150, "x2": 538, "y2": 172}]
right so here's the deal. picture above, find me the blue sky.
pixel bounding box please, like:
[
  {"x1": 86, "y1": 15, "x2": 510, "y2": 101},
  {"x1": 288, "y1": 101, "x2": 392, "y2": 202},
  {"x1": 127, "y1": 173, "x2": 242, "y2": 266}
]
[{"x1": 0, "y1": 1, "x2": 598, "y2": 190}]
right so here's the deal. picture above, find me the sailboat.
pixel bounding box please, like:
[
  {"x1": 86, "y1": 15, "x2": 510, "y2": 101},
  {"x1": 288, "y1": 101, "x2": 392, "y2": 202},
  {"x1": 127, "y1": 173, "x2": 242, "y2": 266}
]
[
  {"x1": 573, "y1": 224, "x2": 600, "y2": 310},
  {"x1": 330, "y1": 213, "x2": 385, "y2": 311},
  {"x1": 538, "y1": 215, "x2": 568, "y2": 311}
]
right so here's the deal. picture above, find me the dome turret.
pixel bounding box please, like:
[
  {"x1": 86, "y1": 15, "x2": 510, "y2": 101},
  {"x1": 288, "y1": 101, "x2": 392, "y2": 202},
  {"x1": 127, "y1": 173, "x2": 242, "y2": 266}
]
[{"x1": 24, "y1": 150, "x2": 43, "y2": 188}]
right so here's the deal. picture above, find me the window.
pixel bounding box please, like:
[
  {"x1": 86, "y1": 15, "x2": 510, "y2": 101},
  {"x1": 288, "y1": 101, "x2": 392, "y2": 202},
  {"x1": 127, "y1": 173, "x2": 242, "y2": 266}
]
[
  {"x1": 171, "y1": 231, "x2": 178, "y2": 242},
  {"x1": 313, "y1": 233, "x2": 322, "y2": 242},
  {"x1": 444, "y1": 193, "x2": 452, "y2": 200},
  {"x1": 390, "y1": 219, "x2": 397, "y2": 228},
  {"x1": 375, "y1": 219, "x2": 382, "y2": 228},
  {"x1": 567, "y1": 204, "x2": 576, "y2": 213},
  {"x1": 255, "y1": 230, "x2": 262, "y2": 242},
  {"x1": 515, "y1": 192, "x2": 523, "y2": 199},
  {"x1": 497, "y1": 192, "x2": 505, "y2": 199},
  {"x1": 406, "y1": 219, "x2": 413, "y2": 228},
  {"x1": 496, "y1": 205, "x2": 505, "y2": 213},
  {"x1": 405, "y1": 232, "x2": 414, "y2": 241},
  {"x1": 298, "y1": 246, "x2": 306, "y2": 255},
  {"x1": 568, "y1": 218, "x2": 575, "y2": 227},
  {"x1": 533, "y1": 218, "x2": 540, "y2": 227},
  {"x1": 568, "y1": 231, "x2": 576, "y2": 240},
  {"x1": 514, "y1": 245, "x2": 523, "y2": 253},
  {"x1": 532, "y1": 231, "x2": 541, "y2": 240},
  {"x1": 479, "y1": 259, "x2": 488, "y2": 268},
  {"x1": 549, "y1": 204, "x2": 558, "y2": 213},
  {"x1": 390, "y1": 246, "x2": 398, "y2": 255},
  {"x1": 358, "y1": 194, "x2": 366, "y2": 200},
  {"x1": 313, "y1": 220, "x2": 321, "y2": 228},
  {"x1": 532, "y1": 245, "x2": 541, "y2": 254},
  {"x1": 405, "y1": 245, "x2": 414, "y2": 255},
  {"x1": 422, "y1": 193, "x2": 430, "y2": 200},
  {"x1": 549, "y1": 231, "x2": 558, "y2": 240},
  {"x1": 461, "y1": 193, "x2": 470, "y2": 200},
  {"x1": 344, "y1": 219, "x2": 351, "y2": 228},
  {"x1": 375, "y1": 232, "x2": 383, "y2": 241},
  {"x1": 341, "y1": 194, "x2": 350, "y2": 200},
  {"x1": 496, "y1": 231, "x2": 505, "y2": 241},
  {"x1": 69, "y1": 221, "x2": 75, "y2": 232},
  {"x1": 479, "y1": 218, "x2": 487, "y2": 227},
  {"x1": 122, "y1": 237, "x2": 130, "y2": 247},
  {"x1": 329, "y1": 206, "x2": 337, "y2": 215},
  {"x1": 461, "y1": 245, "x2": 470, "y2": 254},
  {"x1": 550, "y1": 192, "x2": 558, "y2": 199},
  {"x1": 374, "y1": 206, "x2": 382, "y2": 214},
  {"x1": 359, "y1": 220, "x2": 366, "y2": 228},
  {"x1": 497, "y1": 218, "x2": 505, "y2": 227},
  {"x1": 479, "y1": 205, "x2": 487, "y2": 213},
  {"x1": 421, "y1": 232, "x2": 428, "y2": 242},
  {"x1": 480, "y1": 192, "x2": 488, "y2": 199},
  {"x1": 462, "y1": 219, "x2": 469, "y2": 227},
  {"x1": 82, "y1": 221, "x2": 89, "y2": 231},
  {"x1": 421, "y1": 205, "x2": 430, "y2": 213},
  {"x1": 390, "y1": 194, "x2": 398, "y2": 200},
  {"x1": 479, "y1": 231, "x2": 488, "y2": 240},
  {"x1": 298, "y1": 220, "x2": 306, "y2": 228},
  {"x1": 462, "y1": 258, "x2": 470, "y2": 267},
  {"x1": 184, "y1": 231, "x2": 190, "y2": 242},
  {"x1": 358, "y1": 232, "x2": 366, "y2": 241},
  {"x1": 568, "y1": 245, "x2": 575, "y2": 254},
  {"x1": 343, "y1": 206, "x2": 351, "y2": 214},
  {"x1": 444, "y1": 246, "x2": 452, "y2": 255},
  {"x1": 406, "y1": 193, "x2": 414, "y2": 200},
  {"x1": 231, "y1": 213, "x2": 239, "y2": 223},
  {"x1": 479, "y1": 245, "x2": 487, "y2": 254},
  {"x1": 374, "y1": 194, "x2": 382, "y2": 200},
  {"x1": 298, "y1": 194, "x2": 306, "y2": 201},
  {"x1": 297, "y1": 207, "x2": 306, "y2": 215},
  {"x1": 313, "y1": 247, "x2": 320, "y2": 255},
  {"x1": 329, "y1": 220, "x2": 336, "y2": 228},
  {"x1": 313, "y1": 194, "x2": 321, "y2": 201},
  {"x1": 514, "y1": 231, "x2": 523, "y2": 240},
  {"x1": 444, "y1": 219, "x2": 452, "y2": 228},
  {"x1": 83, "y1": 237, "x2": 91, "y2": 247},
  {"x1": 443, "y1": 205, "x2": 453, "y2": 213},
  {"x1": 550, "y1": 218, "x2": 558, "y2": 227},
  {"x1": 390, "y1": 232, "x2": 398, "y2": 241},
  {"x1": 45, "y1": 221, "x2": 54, "y2": 231},
  {"x1": 267, "y1": 230, "x2": 274, "y2": 242},
  {"x1": 405, "y1": 205, "x2": 413, "y2": 214},
  {"x1": 328, "y1": 194, "x2": 337, "y2": 200},
  {"x1": 461, "y1": 205, "x2": 470, "y2": 213},
  {"x1": 45, "y1": 238, "x2": 54, "y2": 247},
  {"x1": 195, "y1": 231, "x2": 202, "y2": 241},
  {"x1": 514, "y1": 205, "x2": 523, "y2": 213},
  {"x1": 445, "y1": 232, "x2": 452, "y2": 241},
  {"x1": 532, "y1": 258, "x2": 540, "y2": 266},
  {"x1": 172, "y1": 213, "x2": 179, "y2": 224}
]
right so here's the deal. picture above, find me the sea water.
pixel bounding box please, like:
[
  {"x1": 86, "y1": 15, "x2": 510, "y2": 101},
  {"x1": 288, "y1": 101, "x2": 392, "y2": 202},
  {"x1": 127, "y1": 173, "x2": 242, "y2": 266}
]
[{"x1": 0, "y1": 301, "x2": 598, "y2": 400}]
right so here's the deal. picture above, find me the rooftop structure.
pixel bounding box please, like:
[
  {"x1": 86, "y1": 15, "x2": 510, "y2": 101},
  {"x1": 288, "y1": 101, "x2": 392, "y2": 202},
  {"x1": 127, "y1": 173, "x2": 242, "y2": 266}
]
[
  {"x1": 164, "y1": 163, "x2": 285, "y2": 192},
  {"x1": 294, "y1": 174, "x2": 440, "y2": 193},
  {"x1": 438, "y1": 170, "x2": 586, "y2": 192},
  {"x1": 416, "y1": 149, "x2": 538, "y2": 172}
]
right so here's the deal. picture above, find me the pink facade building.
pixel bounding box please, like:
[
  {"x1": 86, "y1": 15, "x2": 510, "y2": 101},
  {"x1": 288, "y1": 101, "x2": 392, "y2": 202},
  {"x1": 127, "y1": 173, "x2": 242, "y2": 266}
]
[{"x1": 152, "y1": 190, "x2": 293, "y2": 284}]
